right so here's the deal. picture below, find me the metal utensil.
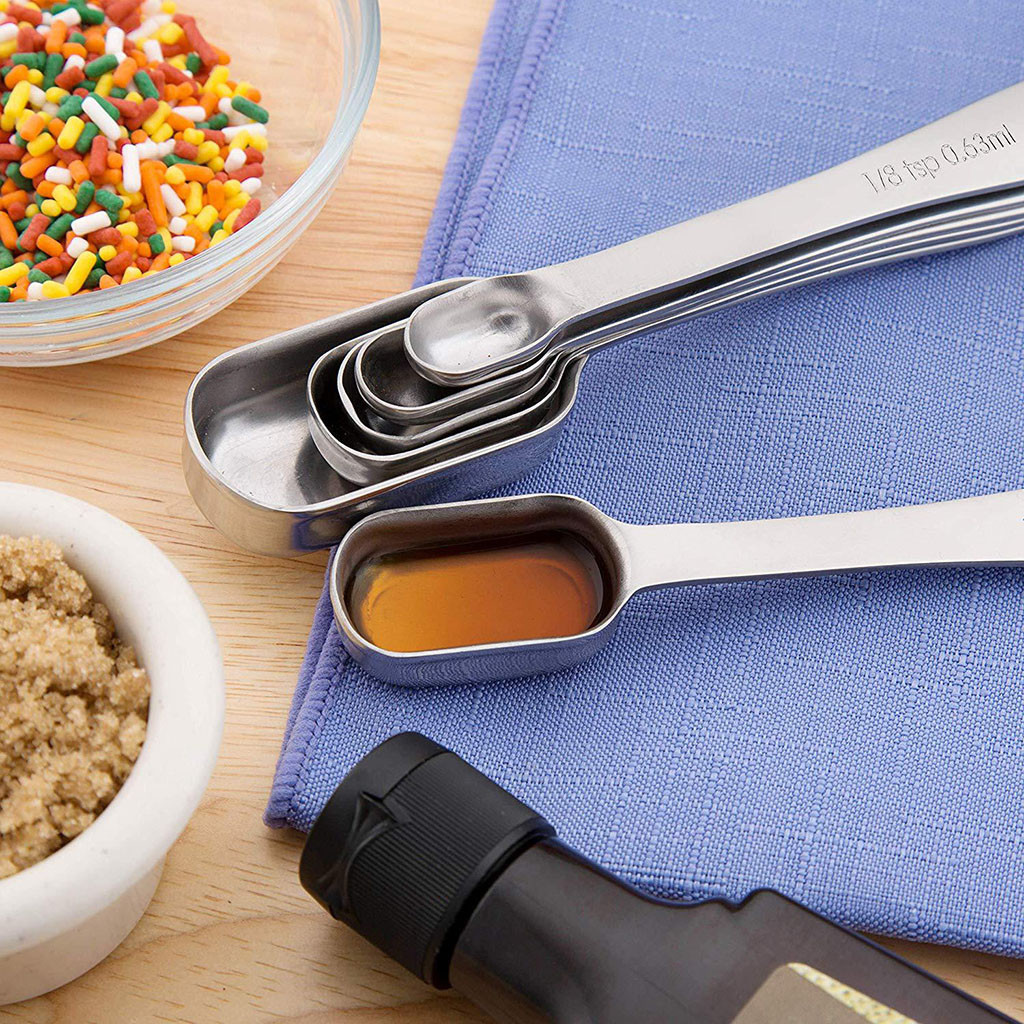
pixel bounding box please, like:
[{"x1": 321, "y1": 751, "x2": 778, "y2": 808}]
[
  {"x1": 405, "y1": 82, "x2": 1024, "y2": 384},
  {"x1": 354, "y1": 184, "x2": 1024, "y2": 426},
  {"x1": 183, "y1": 278, "x2": 580, "y2": 556},
  {"x1": 332, "y1": 489, "x2": 1024, "y2": 686}
]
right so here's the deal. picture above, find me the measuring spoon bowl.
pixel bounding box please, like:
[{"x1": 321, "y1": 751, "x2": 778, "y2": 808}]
[{"x1": 332, "y1": 488, "x2": 1024, "y2": 686}]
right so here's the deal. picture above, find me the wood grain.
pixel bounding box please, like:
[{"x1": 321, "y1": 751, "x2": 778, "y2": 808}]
[{"x1": 1, "y1": 1, "x2": 1022, "y2": 1020}]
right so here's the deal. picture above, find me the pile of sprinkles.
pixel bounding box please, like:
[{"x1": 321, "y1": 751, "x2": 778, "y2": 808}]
[{"x1": 0, "y1": 0, "x2": 269, "y2": 301}]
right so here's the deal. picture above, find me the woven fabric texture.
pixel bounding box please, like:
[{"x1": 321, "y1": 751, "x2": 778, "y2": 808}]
[{"x1": 268, "y1": 0, "x2": 1024, "y2": 956}]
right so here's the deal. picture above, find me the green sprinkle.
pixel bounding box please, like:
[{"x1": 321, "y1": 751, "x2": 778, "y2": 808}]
[
  {"x1": 231, "y1": 96, "x2": 269, "y2": 124},
  {"x1": 10, "y1": 133, "x2": 25, "y2": 149},
  {"x1": 57, "y1": 96, "x2": 84, "y2": 121},
  {"x1": 84, "y1": 266, "x2": 105, "y2": 288},
  {"x1": 205, "y1": 113, "x2": 229, "y2": 130},
  {"x1": 78, "y1": 4, "x2": 105, "y2": 24},
  {"x1": 185, "y1": 53, "x2": 202, "y2": 74},
  {"x1": 210, "y1": 221, "x2": 223, "y2": 235},
  {"x1": 162, "y1": 154, "x2": 195, "y2": 167},
  {"x1": 94, "y1": 190, "x2": 124, "y2": 216},
  {"x1": 73, "y1": 180, "x2": 95, "y2": 215},
  {"x1": 0, "y1": 249, "x2": 12, "y2": 271},
  {"x1": 133, "y1": 71, "x2": 160, "y2": 100},
  {"x1": 77, "y1": 79, "x2": 97, "y2": 92},
  {"x1": 75, "y1": 122, "x2": 100, "y2": 154},
  {"x1": 109, "y1": 86, "x2": 128, "y2": 99},
  {"x1": 32, "y1": 251, "x2": 49, "y2": 265},
  {"x1": 28, "y1": 268, "x2": 50, "y2": 284},
  {"x1": 68, "y1": 31, "x2": 87, "y2": 45},
  {"x1": 85, "y1": 54, "x2": 118, "y2": 79},
  {"x1": 148, "y1": 232, "x2": 166, "y2": 255},
  {"x1": 0, "y1": 287, "x2": 11, "y2": 303},
  {"x1": 43, "y1": 52, "x2": 64, "y2": 90},
  {"x1": 91, "y1": 94, "x2": 120, "y2": 121},
  {"x1": 12, "y1": 53, "x2": 45, "y2": 71},
  {"x1": 45, "y1": 214, "x2": 74, "y2": 241},
  {"x1": 8, "y1": 167, "x2": 32, "y2": 191},
  {"x1": 13, "y1": 217, "x2": 31, "y2": 234}
]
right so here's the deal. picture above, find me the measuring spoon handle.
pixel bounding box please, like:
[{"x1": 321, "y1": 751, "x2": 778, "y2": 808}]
[
  {"x1": 623, "y1": 489, "x2": 1024, "y2": 593},
  {"x1": 409, "y1": 81, "x2": 1024, "y2": 383}
]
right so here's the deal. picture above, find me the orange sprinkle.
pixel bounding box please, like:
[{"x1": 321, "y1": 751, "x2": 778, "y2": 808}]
[
  {"x1": 62, "y1": 43, "x2": 87, "y2": 59},
  {"x1": 35, "y1": 180, "x2": 56, "y2": 198},
  {"x1": 200, "y1": 92, "x2": 220, "y2": 117},
  {"x1": 4, "y1": 65, "x2": 28, "y2": 89},
  {"x1": 1, "y1": 189, "x2": 27, "y2": 208},
  {"x1": 179, "y1": 165, "x2": 214, "y2": 184},
  {"x1": 19, "y1": 113, "x2": 45, "y2": 142},
  {"x1": 20, "y1": 154, "x2": 55, "y2": 178},
  {"x1": 35, "y1": 234, "x2": 63, "y2": 258},
  {"x1": 107, "y1": 151, "x2": 123, "y2": 170},
  {"x1": 69, "y1": 160, "x2": 89, "y2": 184},
  {"x1": 46, "y1": 19, "x2": 68, "y2": 54},
  {"x1": 137, "y1": 242, "x2": 151, "y2": 258},
  {"x1": 166, "y1": 112, "x2": 192, "y2": 132},
  {"x1": 98, "y1": 274, "x2": 117, "y2": 289},
  {"x1": 206, "y1": 179, "x2": 225, "y2": 210},
  {"x1": 100, "y1": 169, "x2": 121, "y2": 186},
  {"x1": 141, "y1": 161, "x2": 167, "y2": 226},
  {"x1": 130, "y1": 129, "x2": 148, "y2": 144},
  {"x1": 0, "y1": 212, "x2": 17, "y2": 250},
  {"x1": 121, "y1": 234, "x2": 139, "y2": 253},
  {"x1": 47, "y1": 117, "x2": 65, "y2": 138},
  {"x1": 112, "y1": 57, "x2": 138, "y2": 89}
]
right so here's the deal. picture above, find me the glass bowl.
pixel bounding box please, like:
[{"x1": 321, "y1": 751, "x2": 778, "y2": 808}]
[{"x1": 0, "y1": 0, "x2": 380, "y2": 366}]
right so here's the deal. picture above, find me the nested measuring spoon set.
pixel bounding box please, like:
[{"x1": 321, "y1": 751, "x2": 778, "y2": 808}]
[{"x1": 186, "y1": 78, "x2": 1024, "y2": 684}]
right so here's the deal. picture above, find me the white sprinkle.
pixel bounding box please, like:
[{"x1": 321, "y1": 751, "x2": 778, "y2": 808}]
[
  {"x1": 223, "y1": 149, "x2": 247, "y2": 173},
  {"x1": 223, "y1": 123, "x2": 266, "y2": 140},
  {"x1": 53, "y1": 8, "x2": 82, "y2": 26},
  {"x1": 82, "y1": 96, "x2": 121, "y2": 143},
  {"x1": 26, "y1": 282, "x2": 44, "y2": 301},
  {"x1": 141, "y1": 39, "x2": 163, "y2": 64},
  {"x1": 65, "y1": 54, "x2": 86, "y2": 71},
  {"x1": 41, "y1": 102, "x2": 59, "y2": 118},
  {"x1": 135, "y1": 140, "x2": 158, "y2": 161},
  {"x1": 240, "y1": 177, "x2": 262, "y2": 194},
  {"x1": 67, "y1": 236, "x2": 90, "y2": 259},
  {"x1": 28, "y1": 86, "x2": 47, "y2": 108},
  {"x1": 0, "y1": 24, "x2": 18, "y2": 43},
  {"x1": 121, "y1": 144, "x2": 141, "y2": 195},
  {"x1": 71, "y1": 211, "x2": 113, "y2": 236},
  {"x1": 157, "y1": 139, "x2": 176, "y2": 157},
  {"x1": 171, "y1": 235, "x2": 196, "y2": 253},
  {"x1": 160, "y1": 184, "x2": 186, "y2": 217},
  {"x1": 45, "y1": 167, "x2": 74, "y2": 185},
  {"x1": 142, "y1": 0, "x2": 162, "y2": 12},
  {"x1": 105, "y1": 26, "x2": 126, "y2": 56},
  {"x1": 127, "y1": 16, "x2": 162, "y2": 42},
  {"x1": 168, "y1": 215, "x2": 188, "y2": 235},
  {"x1": 172, "y1": 106, "x2": 206, "y2": 122}
]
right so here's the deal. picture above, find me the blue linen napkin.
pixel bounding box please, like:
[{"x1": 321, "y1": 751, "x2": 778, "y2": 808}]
[{"x1": 268, "y1": 0, "x2": 1024, "y2": 955}]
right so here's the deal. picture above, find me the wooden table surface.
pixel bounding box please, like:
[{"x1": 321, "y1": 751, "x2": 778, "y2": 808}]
[{"x1": 2, "y1": 1, "x2": 1024, "y2": 1021}]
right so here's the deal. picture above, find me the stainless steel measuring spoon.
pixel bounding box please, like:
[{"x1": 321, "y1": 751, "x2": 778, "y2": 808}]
[
  {"x1": 355, "y1": 183, "x2": 1024, "y2": 426},
  {"x1": 405, "y1": 81, "x2": 1024, "y2": 384},
  {"x1": 331, "y1": 489, "x2": 1024, "y2": 686}
]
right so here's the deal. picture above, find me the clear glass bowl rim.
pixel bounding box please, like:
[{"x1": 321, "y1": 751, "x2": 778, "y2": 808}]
[{"x1": 0, "y1": 0, "x2": 381, "y2": 331}]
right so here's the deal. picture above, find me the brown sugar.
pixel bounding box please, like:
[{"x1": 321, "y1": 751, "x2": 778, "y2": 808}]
[{"x1": 0, "y1": 536, "x2": 149, "y2": 880}]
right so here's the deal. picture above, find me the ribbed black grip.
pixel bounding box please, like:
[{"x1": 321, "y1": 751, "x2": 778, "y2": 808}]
[{"x1": 300, "y1": 733, "x2": 554, "y2": 987}]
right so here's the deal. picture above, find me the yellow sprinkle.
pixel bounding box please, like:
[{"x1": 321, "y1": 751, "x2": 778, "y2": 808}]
[
  {"x1": 210, "y1": 228, "x2": 228, "y2": 246},
  {"x1": 25, "y1": 68, "x2": 42, "y2": 86},
  {"x1": 169, "y1": 54, "x2": 187, "y2": 70},
  {"x1": 157, "y1": 226, "x2": 172, "y2": 250},
  {"x1": 40, "y1": 281, "x2": 70, "y2": 299},
  {"x1": 161, "y1": 0, "x2": 177, "y2": 10},
  {"x1": 222, "y1": 208, "x2": 240, "y2": 232},
  {"x1": 214, "y1": 83, "x2": 231, "y2": 99},
  {"x1": 39, "y1": 199, "x2": 60, "y2": 217},
  {"x1": 193, "y1": 204, "x2": 217, "y2": 232},
  {"x1": 0, "y1": 262, "x2": 29, "y2": 287},
  {"x1": 57, "y1": 115, "x2": 85, "y2": 150},
  {"x1": 44, "y1": 86, "x2": 66, "y2": 104},
  {"x1": 185, "y1": 181, "x2": 203, "y2": 216},
  {"x1": 155, "y1": 22, "x2": 183, "y2": 44},
  {"x1": 26, "y1": 133, "x2": 55, "y2": 157},
  {"x1": 207, "y1": 156, "x2": 224, "y2": 173},
  {"x1": 65, "y1": 251, "x2": 97, "y2": 295},
  {"x1": 168, "y1": 252, "x2": 185, "y2": 266},
  {"x1": 183, "y1": 127, "x2": 204, "y2": 146},
  {"x1": 94, "y1": 73, "x2": 113, "y2": 98},
  {"x1": 247, "y1": 133, "x2": 268, "y2": 153},
  {"x1": 223, "y1": 179, "x2": 241, "y2": 197},
  {"x1": 98, "y1": 245, "x2": 117, "y2": 261},
  {"x1": 117, "y1": 204, "x2": 135, "y2": 221},
  {"x1": 228, "y1": 131, "x2": 250, "y2": 151},
  {"x1": 195, "y1": 140, "x2": 219, "y2": 164},
  {"x1": 3, "y1": 80, "x2": 32, "y2": 132},
  {"x1": 224, "y1": 192, "x2": 248, "y2": 212},
  {"x1": 141, "y1": 100, "x2": 170, "y2": 135},
  {"x1": 207, "y1": 66, "x2": 229, "y2": 89},
  {"x1": 117, "y1": 221, "x2": 139, "y2": 238},
  {"x1": 24, "y1": 203, "x2": 38, "y2": 217},
  {"x1": 233, "y1": 80, "x2": 252, "y2": 97},
  {"x1": 165, "y1": 165, "x2": 186, "y2": 186},
  {"x1": 124, "y1": 91, "x2": 143, "y2": 104},
  {"x1": 52, "y1": 185, "x2": 76, "y2": 212},
  {"x1": 152, "y1": 122, "x2": 173, "y2": 144},
  {"x1": 122, "y1": 265, "x2": 143, "y2": 283},
  {"x1": 0, "y1": 42, "x2": 16, "y2": 62}
]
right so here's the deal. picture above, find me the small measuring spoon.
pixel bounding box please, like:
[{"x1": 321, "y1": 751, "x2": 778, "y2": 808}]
[
  {"x1": 405, "y1": 81, "x2": 1024, "y2": 384},
  {"x1": 331, "y1": 489, "x2": 1024, "y2": 686}
]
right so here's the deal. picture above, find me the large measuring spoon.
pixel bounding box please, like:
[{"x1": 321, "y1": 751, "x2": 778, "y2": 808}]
[
  {"x1": 331, "y1": 489, "x2": 1024, "y2": 686},
  {"x1": 404, "y1": 81, "x2": 1024, "y2": 385}
]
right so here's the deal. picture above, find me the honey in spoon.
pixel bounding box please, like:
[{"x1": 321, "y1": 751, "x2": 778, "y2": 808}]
[{"x1": 347, "y1": 531, "x2": 607, "y2": 653}]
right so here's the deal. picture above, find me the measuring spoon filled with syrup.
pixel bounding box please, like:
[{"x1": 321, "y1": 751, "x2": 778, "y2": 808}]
[{"x1": 331, "y1": 489, "x2": 1024, "y2": 686}]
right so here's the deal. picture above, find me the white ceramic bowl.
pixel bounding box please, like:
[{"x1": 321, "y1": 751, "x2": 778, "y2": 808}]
[{"x1": 0, "y1": 483, "x2": 223, "y2": 1005}]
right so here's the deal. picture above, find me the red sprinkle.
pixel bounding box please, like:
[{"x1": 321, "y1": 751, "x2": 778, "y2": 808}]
[
  {"x1": 18, "y1": 213, "x2": 48, "y2": 252},
  {"x1": 201, "y1": 130, "x2": 226, "y2": 146},
  {"x1": 173, "y1": 140, "x2": 198, "y2": 160},
  {"x1": 0, "y1": 144, "x2": 25, "y2": 161},
  {"x1": 174, "y1": 14, "x2": 218, "y2": 66},
  {"x1": 8, "y1": 4, "x2": 42, "y2": 26},
  {"x1": 55, "y1": 66, "x2": 85, "y2": 91},
  {"x1": 232, "y1": 198, "x2": 261, "y2": 232},
  {"x1": 105, "y1": 251, "x2": 132, "y2": 277},
  {"x1": 133, "y1": 208, "x2": 157, "y2": 237},
  {"x1": 16, "y1": 25, "x2": 43, "y2": 51},
  {"x1": 88, "y1": 136, "x2": 109, "y2": 179},
  {"x1": 89, "y1": 227, "x2": 123, "y2": 247},
  {"x1": 108, "y1": 98, "x2": 141, "y2": 121},
  {"x1": 157, "y1": 61, "x2": 189, "y2": 86},
  {"x1": 227, "y1": 163, "x2": 263, "y2": 182},
  {"x1": 105, "y1": 0, "x2": 143, "y2": 25}
]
